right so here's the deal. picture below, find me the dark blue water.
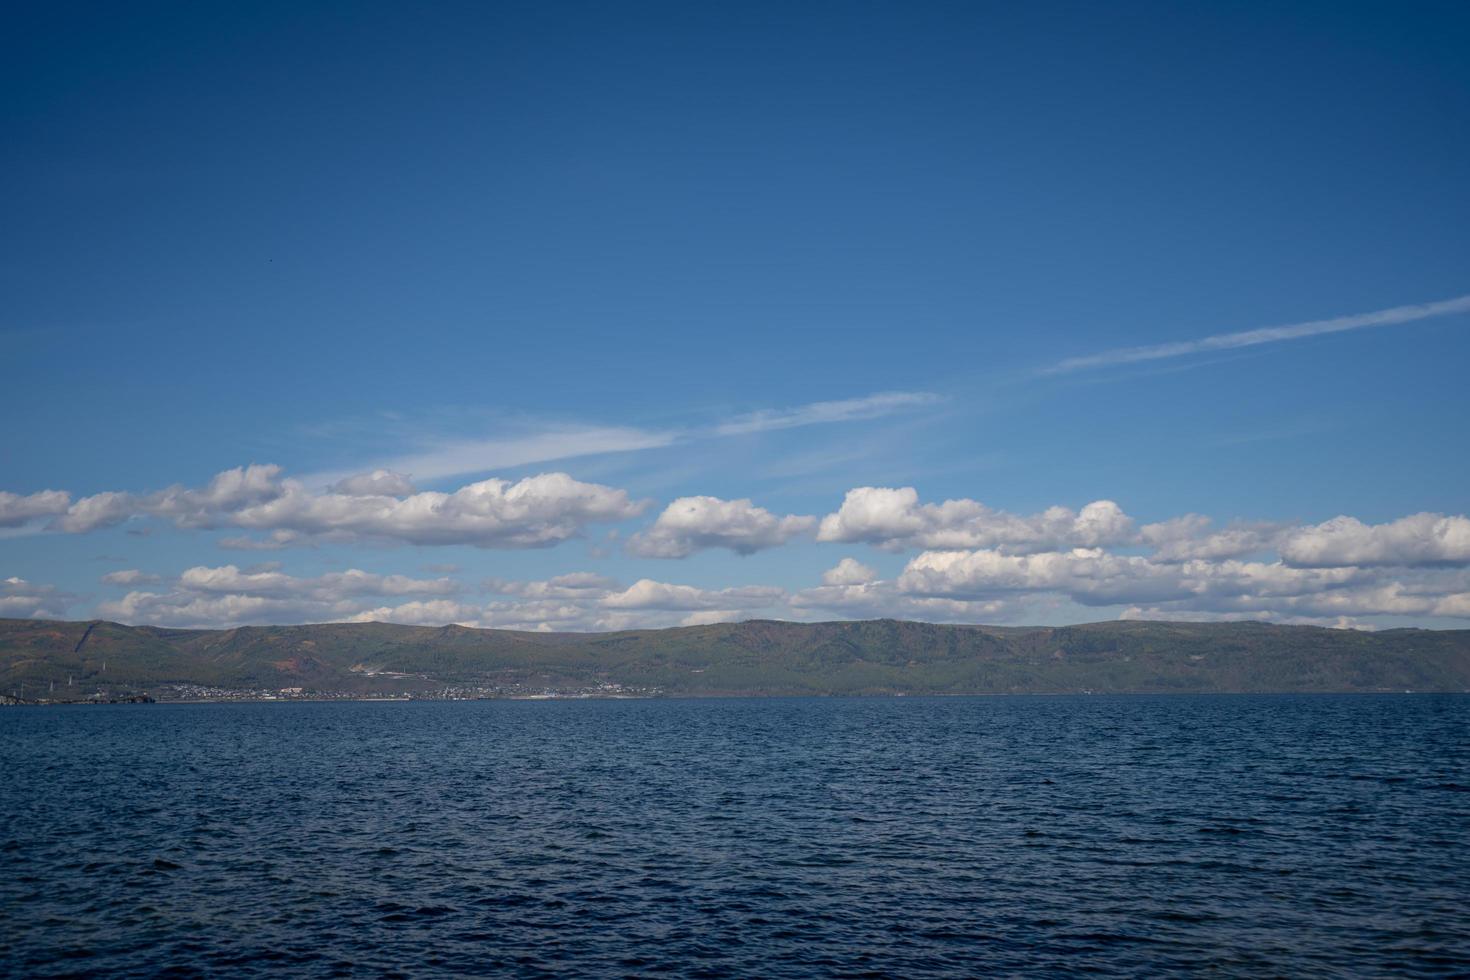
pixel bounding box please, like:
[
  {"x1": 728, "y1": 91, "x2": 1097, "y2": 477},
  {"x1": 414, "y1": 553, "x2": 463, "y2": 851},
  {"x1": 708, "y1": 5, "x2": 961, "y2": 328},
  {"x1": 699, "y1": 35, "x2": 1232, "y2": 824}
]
[{"x1": 3, "y1": 696, "x2": 1468, "y2": 977}]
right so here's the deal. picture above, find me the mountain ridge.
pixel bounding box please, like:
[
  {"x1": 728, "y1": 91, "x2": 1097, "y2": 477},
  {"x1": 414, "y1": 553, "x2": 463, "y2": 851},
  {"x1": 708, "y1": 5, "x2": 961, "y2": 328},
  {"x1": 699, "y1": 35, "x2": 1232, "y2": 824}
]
[{"x1": 4, "y1": 615, "x2": 1469, "y2": 698}]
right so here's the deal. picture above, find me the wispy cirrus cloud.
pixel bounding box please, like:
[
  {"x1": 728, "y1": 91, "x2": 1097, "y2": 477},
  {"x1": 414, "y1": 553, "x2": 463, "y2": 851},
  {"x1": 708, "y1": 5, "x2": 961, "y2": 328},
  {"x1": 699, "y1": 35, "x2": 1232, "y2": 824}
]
[
  {"x1": 307, "y1": 425, "x2": 678, "y2": 490},
  {"x1": 303, "y1": 391, "x2": 942, "y2": 489},
  {"x1": 1044, "y1": 293, "x2": 1470, "y2": 375},
  {"x1": 714, "y1": 391, "x2": 942, "y2": 436}
]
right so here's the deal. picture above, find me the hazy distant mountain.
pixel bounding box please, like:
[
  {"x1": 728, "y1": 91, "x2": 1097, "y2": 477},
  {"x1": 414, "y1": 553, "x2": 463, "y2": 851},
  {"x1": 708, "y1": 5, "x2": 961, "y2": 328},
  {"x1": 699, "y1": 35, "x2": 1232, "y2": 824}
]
[{"x1": 4, "y1": 617, "x2": 1469, "y2": 698}]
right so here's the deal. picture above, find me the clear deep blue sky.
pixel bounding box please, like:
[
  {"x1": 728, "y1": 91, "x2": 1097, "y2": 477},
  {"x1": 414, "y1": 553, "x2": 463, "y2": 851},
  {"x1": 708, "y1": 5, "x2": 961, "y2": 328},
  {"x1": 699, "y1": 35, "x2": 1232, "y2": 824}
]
[{"x1": 3, "y1": 1, "x2": 1469, "y2": 630}]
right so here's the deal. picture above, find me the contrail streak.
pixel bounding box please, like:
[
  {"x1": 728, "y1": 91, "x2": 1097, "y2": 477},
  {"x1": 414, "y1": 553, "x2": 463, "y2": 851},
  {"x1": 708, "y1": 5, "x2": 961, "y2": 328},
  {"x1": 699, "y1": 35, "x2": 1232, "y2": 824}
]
[{"x1": 1045, "y1": 293, "x2": 1470, "y2": 374}]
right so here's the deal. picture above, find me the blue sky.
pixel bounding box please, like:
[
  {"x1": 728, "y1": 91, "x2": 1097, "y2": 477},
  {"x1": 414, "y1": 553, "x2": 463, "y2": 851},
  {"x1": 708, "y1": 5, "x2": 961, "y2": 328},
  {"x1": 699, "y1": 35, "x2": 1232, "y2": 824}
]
[{"x1": 4, "y1": 0, "x2": 1469, "y2": 630}]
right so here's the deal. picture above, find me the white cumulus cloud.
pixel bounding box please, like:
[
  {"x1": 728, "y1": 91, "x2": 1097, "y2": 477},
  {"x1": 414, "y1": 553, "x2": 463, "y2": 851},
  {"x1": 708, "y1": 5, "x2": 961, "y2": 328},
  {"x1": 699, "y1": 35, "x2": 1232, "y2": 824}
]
[
  {"x1": 1281, "y1": 513, "x2": 1470, "y2": 568},
  {"x1": 57, "y1": 491, "x2": 138, "y2": 533},
  {"x1": 1, "y1": 576, "x2": 74, "y2": 619},
  {"x1": 176, "y1": 564, "x2": 460, "y2": 599},
  {"x1": 1139, "y1": 516, "x2": 1288, "y2": 562},
  {"x1": 897, "y1": 548, "x2": 1370, "y2": 608},
  {"x1": 45, "y1": 465, "x2": 649, "y2": 549},
  {"x1": 96, "y1": 564, "x2": 465, "y2": 628},
  {"x1": 101, "y1": 569, "x2": 162, "y2": 586},
  {"x1": 328, "y1": 469, "x2": 418, "y2": 496},
  {"x1": 817, "y1": 486, "x2": 1135, "y2": 553},
  {"x1": 600, "y1": 579, "x2": 785, "y2": 611},
  {"x1": 0, "y1": 490, "x2": 70, "y2": 527},
  {"x1": 627, "y1": 496, "x2": 816, "y2": 558},
  {"x1": 822, "y1": 558, "x2": 878, "y2": 586}
]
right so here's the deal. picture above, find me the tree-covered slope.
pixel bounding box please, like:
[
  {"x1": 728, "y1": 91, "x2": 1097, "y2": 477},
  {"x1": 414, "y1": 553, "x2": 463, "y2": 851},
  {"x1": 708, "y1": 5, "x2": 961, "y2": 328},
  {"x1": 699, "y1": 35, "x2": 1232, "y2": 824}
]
[{"x1": 2, "y1": 616, "x2": 1468, "y2": 697}]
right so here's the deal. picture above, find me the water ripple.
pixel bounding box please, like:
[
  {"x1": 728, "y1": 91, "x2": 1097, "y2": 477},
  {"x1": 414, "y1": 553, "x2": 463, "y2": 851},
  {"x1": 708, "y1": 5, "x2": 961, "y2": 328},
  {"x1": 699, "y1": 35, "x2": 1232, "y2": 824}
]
[{"x1": 2, "y1": 695, "x2": 1468, "y2": 977}]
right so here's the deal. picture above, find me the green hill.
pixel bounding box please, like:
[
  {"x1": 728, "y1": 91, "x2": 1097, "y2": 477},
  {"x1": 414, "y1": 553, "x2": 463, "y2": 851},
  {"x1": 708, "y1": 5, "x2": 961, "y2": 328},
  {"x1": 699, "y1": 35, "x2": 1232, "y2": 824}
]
[{"x1": 3, "y1": 616, "x2": 1469, "y2": 699}]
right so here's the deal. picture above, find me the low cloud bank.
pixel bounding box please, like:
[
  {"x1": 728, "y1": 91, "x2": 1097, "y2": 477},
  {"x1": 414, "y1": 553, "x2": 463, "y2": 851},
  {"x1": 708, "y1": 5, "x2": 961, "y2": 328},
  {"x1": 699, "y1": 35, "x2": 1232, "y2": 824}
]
[
  {"x1": 21, "y1": 466, "x2": 648, "y2": 549},
  {"x1": 6, "y1": 469, "x2": 1470, "y2": 630}
]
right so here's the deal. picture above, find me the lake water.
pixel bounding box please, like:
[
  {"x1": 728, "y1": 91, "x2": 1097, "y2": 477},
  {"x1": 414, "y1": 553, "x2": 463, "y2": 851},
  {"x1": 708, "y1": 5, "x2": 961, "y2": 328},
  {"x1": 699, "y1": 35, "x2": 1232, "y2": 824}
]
[{"x1": 3, "y1": 696, "x2": 1468, "y2": 977}]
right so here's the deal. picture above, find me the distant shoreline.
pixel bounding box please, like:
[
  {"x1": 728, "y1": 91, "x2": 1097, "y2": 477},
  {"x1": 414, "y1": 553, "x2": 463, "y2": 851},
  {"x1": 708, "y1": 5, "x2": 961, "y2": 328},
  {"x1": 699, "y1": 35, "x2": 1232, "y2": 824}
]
[
  {"x1": 5, "y1": 616, "x2": 1469, "y2": 699},
  {"x1": 6, "y1": 690, "x2": 1467, "y2": 709}
]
